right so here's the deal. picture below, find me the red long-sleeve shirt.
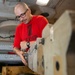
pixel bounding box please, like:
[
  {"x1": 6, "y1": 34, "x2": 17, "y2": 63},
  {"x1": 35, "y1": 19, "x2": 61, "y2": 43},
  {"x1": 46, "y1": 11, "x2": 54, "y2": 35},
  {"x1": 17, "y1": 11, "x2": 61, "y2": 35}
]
[{"x1": 13, "y1": 15, "x2": 48, "y2": 49}]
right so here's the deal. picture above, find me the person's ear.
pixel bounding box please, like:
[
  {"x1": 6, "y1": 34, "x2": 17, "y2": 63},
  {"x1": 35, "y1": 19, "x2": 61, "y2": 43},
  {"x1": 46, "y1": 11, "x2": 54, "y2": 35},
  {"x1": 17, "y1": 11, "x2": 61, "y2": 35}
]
[{"x1": 28, "y1": 8, "x2": 31, "y2": 14}]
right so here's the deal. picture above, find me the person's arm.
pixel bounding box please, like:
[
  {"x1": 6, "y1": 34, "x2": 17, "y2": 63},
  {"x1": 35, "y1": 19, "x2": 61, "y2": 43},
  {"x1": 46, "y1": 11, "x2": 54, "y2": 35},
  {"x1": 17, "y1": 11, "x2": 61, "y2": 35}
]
[{"x1": 13, "y1": 47, "x2": 27, "y2": 66}]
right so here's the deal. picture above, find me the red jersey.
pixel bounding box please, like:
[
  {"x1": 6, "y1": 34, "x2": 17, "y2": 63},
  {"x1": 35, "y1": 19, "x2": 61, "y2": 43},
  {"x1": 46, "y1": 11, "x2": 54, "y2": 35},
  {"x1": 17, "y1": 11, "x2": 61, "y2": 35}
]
[{"x1": 13, "y1": 15, "x2": 48, "y2": 49}]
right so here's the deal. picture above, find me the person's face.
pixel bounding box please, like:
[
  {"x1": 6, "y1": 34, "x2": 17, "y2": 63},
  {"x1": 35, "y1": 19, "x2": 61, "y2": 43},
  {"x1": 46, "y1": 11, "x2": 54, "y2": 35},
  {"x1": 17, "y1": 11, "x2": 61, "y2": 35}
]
[{"x1": 14, "y1": 6, "x2": 31, "y2": 24}]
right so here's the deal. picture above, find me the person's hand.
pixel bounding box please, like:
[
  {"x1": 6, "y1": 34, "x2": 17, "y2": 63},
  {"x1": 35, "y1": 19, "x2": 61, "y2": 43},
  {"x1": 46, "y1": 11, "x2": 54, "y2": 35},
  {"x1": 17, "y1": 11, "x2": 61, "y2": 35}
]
[
  {"x1": 20, "y1": 41, "x2": 35, "y2": 65},
  {"x1": 20, "y1": 41, "x2": 27, "y2": 50},
  {"x1": 19, "y1": 50, "x2": 28, "y2": 66},
  {"x1": 20, "y1": 41, "x2": 35, "y2": 49},
  {"x1": 13, "y1": 47, "x2": 27, "y2": 66}
]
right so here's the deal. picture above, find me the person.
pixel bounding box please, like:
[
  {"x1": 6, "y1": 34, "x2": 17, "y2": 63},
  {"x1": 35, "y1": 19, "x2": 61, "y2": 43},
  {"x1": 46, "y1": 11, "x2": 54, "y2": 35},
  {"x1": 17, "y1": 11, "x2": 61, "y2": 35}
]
[{"x1": 13, "y1": 2, "x2": 48, "y2": 70}]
